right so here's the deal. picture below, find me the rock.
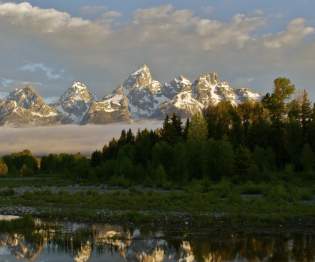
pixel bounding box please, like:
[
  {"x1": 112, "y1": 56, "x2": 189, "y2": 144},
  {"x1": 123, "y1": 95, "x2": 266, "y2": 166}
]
[
  {"x1": 82, "y1": 86, "x2": 130, "y2": 124},
  {"x1": 53, "y1": 81, "x2": 95, "y2": 123}
]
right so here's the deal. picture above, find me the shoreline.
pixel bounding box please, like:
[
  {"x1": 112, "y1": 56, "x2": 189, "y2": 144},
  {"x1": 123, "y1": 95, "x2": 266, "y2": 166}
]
[
  {"x1": 1, "y1": 178, "x2": 315, "y2": 233},
  {"x1": 1, "y1": 204, "x2": 315, "y2": 234}
]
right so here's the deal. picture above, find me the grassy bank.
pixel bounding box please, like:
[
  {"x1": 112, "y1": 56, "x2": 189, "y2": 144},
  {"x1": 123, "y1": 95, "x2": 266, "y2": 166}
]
[{"x1": 1, "y1": 177, "x2": 315, "y2": 230}]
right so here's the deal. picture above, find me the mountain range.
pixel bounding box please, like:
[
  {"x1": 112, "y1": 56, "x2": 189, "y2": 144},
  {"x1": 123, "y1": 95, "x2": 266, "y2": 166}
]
[{"x1": 0, "y1": 65, "x2": 261, "y2": 127}]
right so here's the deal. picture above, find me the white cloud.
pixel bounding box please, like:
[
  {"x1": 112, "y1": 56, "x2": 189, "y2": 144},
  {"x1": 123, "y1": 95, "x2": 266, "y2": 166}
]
[
  {"x1": 19, "y1": 63, "x2": 63, "y2": 80},
  {"x1": 97, "y1": 10, "x2": 122, "y2": 25},
  {"x1": 80, "y1": 5, "x2": 108, "y2": 16},
  {"x1": 264, "y1": 18, "x2": 314, "y2": 48},
  {"x1": 0, "y1": 2, "x2": 87, "y2": 31},
  {"x1": 102, "y1": 10, "x2": 122, "y2": 19},
  {"x1": 0, "y1": 2, "x2": 314, "y2": 98},
  {"x1": 0, "y1": 2, "x2": 109, "y2": 40},
  {"x1": 196, "y1": 14, "x2": 265, "y2": 50},
  {"x1": 130, "y1": 5, "x2": 265, "y2": 50}
]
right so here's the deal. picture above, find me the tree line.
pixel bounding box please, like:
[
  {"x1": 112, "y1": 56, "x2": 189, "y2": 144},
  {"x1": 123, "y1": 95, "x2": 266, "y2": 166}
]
[{"x1": 1, "y1": 77, "x2": 315, "y2": 186}]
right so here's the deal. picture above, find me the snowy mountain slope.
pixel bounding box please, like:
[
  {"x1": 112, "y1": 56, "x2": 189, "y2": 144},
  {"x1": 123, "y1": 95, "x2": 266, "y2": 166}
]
[
  {"x1": 0, "y1": 86, "x2": 65, "y2": 127},
  {"x1": 235, "y1": 88, "x2": 262, "y2": 103},
  {"x1": 82, "y1": 86, "x2": 130, "y2": 124},
  {"x1": 160, "y1": 90, "x2": 204, "y2": 118},
  {"x1": 122, "y1": 66, "x2": 261, "y2": 119},
  {"x1": 0, "y1": 65, "x2": 262, "y2": 126},
  {"x1": 53, "y1": 81, "x2": 95, "y2": 123},
  {"x1": 162, "y1": 75, "x2": 192, "y2": 99},
  {"x1": 123, "y1": 64, "x2": 168, "y2": 118}
]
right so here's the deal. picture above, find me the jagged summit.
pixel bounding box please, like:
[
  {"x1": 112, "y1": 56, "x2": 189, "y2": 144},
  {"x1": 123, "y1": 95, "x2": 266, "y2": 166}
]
[
  {"x1": 8, "y1": 86, "x2": 44, "y2": 109},
  {"x1": 112, "y1": 85, "x2": 125, "y2": 96},
  {"x1": 0, "y1": 65, "x2": 262, "y2": 126},
  {"x1": 124, "y1": 64, "x2": 153, "y2": 90},
  {"x1": 193, "y1": 72, "x2": 240, "y2": 106},
  {"x1": 72, "y1": 81, "x2": 89, "y2": 91},
  {"x1": 60, "y1": 82, "x2": 94, "y2": 102},
  {"x1": 163, "y1": 75, "x2": 192, "y2": 99},
  {"x1": 0, "y1": 85, "x2": 63, "y2": 127},
  {"x1": 123, "y1": 65, "x2": 164, "y2": 118},
  {"x1": 54, "y1": 81, "x2": 94, "y2": 122}
]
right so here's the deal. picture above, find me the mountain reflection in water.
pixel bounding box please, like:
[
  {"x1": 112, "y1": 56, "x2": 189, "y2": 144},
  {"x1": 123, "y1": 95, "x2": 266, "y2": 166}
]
[{"x1": 0, "y1": 217, "x2": 315, "y2": 261}]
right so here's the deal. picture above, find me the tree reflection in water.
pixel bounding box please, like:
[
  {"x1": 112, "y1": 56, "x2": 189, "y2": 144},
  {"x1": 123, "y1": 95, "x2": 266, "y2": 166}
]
[{"x1": 0, "y1": 217, "x2": 315, "y2": 262}]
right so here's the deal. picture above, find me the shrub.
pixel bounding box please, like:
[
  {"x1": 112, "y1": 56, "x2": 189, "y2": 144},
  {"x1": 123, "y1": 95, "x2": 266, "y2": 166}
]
[{"x1": 0, "y1": 160, "x2": 8, "y2": 176}]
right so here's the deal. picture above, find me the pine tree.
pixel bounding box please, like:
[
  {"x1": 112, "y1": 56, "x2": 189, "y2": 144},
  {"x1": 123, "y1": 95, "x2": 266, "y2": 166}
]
[
  {"x1": 91, "y1": 151, "x2": 103, "y2": 167},
  {"x1": 300, "y1": 144, "x2": 315, "y2": 172},
  {"x1": 126, "y1": 129, "x2": 135, "y2": 144},
  {"x1": 161, "y1": 114, "x2": 182, "y2": 144},
  {"x1": 162, "y1": 115, "x2": 170, "y2": 132},
  {"x1": 152, "y1": 165, "x2": 168, "y2": 187},
  {"x1": 183, "y1": 119, "x2": 190, "y2": 140},
  {"x1": 187, "y1": 113, "x2": 208, "y2": 142},
  {"x1": 234, "y1": 146, "x2": 253, "y2": 177},
  {"x1": 171, "y1": 113, "x2": 182, "y2": 138},
  {"x1": 301, "y1": 90, "x2": 312, "y2": 130},
  {"x1": 204, "y1": 104, "x2": 218, "y2": 139},
  {"x1": 287, "y1": 99, "x2": 301, "y2": 123},
  {"x1": 118, "y1": 130, "x2": 127, "y2": 146}
]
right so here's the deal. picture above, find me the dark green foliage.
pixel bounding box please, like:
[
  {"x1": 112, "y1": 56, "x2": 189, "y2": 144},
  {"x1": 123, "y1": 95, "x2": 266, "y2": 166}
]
[
  {"x1": 161, "y1": 114, "x2": 183, "y2": 143},
  {"x1": 300, "y1": 144, "x2": 315, "y2": 172},
  {"x1": 3, "y1": 150, "x2": 38, "y2": 175},
  {"x1": 41, "y1": 153, "x2": 89, "y2": 180},
  {"x1": 204, "y1": 139, "x2": 234, "y2": 181},
  {"x1": 91, "y1": 151, "x2": 103, "y2": 167},
  {"x1": 234, "y1": 146, "x2": 253, "y2": 177}
]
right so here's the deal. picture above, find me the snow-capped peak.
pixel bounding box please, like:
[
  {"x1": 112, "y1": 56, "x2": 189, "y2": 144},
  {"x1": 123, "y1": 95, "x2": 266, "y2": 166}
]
[
  {"x1": 60, "y1": 81, "x2": 94, "y2": 103},
  {"x1": 72, "y1": 81, "x2": 89, "y2": 91},
  {"x1": 56, "y1": 81, "x2": 95, "y2": 122},
  {"x1": 124, "y1": 64, "x2": 153, "y2": 90},
  {"x1": 235, "y1": 88, "x2": 261, "y2": 103},
  {"x1": 0, "y1": 65, "x2": 262, "y2": 126},
  {"x1": 131, "y1": 64, "x2": 151, "y2": 77},
  {"x1": 172, "y1": 75, "x2": 192, "y2": 91},
  {"x1": 162, "y1": 75, "x2": 192, "y2": 99},
  {"x1": 8, "y1": 86, "x2": 44, "y2": 109}
]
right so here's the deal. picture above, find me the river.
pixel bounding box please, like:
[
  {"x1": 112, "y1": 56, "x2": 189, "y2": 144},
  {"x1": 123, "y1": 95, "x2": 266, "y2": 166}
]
[{"x1": 0, "y1": 216, "x2": 314, "y2": 261}]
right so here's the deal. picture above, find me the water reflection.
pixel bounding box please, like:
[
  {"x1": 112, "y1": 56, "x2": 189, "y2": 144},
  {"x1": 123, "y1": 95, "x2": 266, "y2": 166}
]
[{"x1": 0, "y1": 217, "x2": 315, "y2": 261}]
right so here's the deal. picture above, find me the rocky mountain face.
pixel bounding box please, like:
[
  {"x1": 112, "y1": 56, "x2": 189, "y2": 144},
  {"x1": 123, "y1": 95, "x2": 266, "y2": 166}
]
[
  {"x1": 124, "y1": 65, "x2": 261, "y2": 119},
  {"x1": 123, "y1": 64, "x2": 167, "y2": 119},
  {"x1": 82, "y1": 86, "x2": 130, "y2": 124},
  {"x1": 0, "y1": 65, "x2": 262, "y2": 126},
  {"x1": 53, "y1": 82, "x2": 94, "y2": 123},
  {"x1": 0, "y1": 86, "x2": 64, "y2": 127}
]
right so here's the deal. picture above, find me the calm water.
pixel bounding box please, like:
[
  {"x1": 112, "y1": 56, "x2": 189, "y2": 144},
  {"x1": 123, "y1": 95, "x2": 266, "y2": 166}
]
[{"x1": 0, "y1": 217, "x2": 315, "y2": 262}]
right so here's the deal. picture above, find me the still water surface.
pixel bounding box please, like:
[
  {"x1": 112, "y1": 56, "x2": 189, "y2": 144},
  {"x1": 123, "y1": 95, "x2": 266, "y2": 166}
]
[{"x1": 0, "y1": 216, "x2": 314, "y2": 262}]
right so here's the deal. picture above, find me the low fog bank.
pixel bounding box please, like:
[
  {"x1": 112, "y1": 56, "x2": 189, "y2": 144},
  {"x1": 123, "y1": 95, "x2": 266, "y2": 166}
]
[{"x1": 0, "y1": 121, "x2": 162, "y2": 156}]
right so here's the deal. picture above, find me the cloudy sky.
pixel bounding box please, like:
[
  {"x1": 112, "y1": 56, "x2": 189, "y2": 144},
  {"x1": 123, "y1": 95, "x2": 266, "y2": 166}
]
[{"x1": 0, "y1": 0, "x2": 314, "y2": 99}]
